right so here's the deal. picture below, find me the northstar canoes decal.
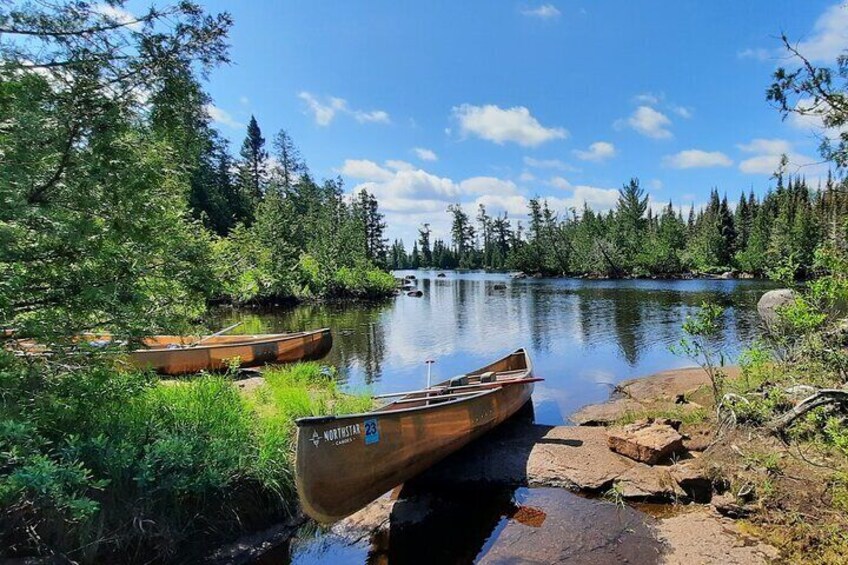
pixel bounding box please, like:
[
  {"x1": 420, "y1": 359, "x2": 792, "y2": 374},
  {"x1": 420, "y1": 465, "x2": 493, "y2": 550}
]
[{"x1": 311, "y1": 423, "x2": 362, "y2": 447}]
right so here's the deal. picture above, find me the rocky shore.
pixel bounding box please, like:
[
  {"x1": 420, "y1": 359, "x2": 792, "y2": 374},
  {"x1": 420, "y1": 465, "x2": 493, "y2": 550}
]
[{"x1": 281, "y1": 365, "x2": 779, "y2": 564}]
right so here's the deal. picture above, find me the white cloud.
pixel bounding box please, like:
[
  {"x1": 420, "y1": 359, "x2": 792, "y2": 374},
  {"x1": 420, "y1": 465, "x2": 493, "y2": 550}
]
[
  {"x1": 738, "y1": 4, "x2": 848, "y2": 65},
  {"x1": 649, "y1": 179, "x2": 664, "y2": 190},
  {"x1": 737, "y1": 138, "x2": 793, "y2": 155},
  {"x1": 452, "y1": 103, "x2": 567, "y2": 146},
  {"x1": 547, "y1": 176, "x2": 572, "y2": 189},
  {"x1": 573, "y1": 141, "x2": 616, "y2": 162},
  {"x1": 413, "y1": 147, "x2": 438, "y2": 161},
  {"x1": 671, "y1": 105, "x2": 693, "y2": 119},
  {"x1": 353, "y1": 109, "x2": 390, "y2": 124},
  {"x1": 385, "y1": 159, "x2": 415, "y2": 172},
  {"x1": 339, "y1": 159, "x2": 395, "y2": 182},
  {"x1": 737, "y1": 138, "x2": 822, "y2": 176},
  {"x1": 617, "y1": 106, "x2": 673, "y2": 139},
  {"x1": 796, "y1": 3, "x2": 848, "y2": 63},
  {"x1": 204, "y1": 104, "x2": 243, "y2": 129},
  {"x1": 93, "y1": 4, "x2": 141, "y2": 30},
  {"x1": 239, "y1": 96, "x2": 250, "y2": 106},
  {"x1": 737, "y1": 47, "x2": 771, "y2": 61},
  {"x1": 662, "y1": 149, "x2": 733, "y2": 169},
  {"x1": 738, "y1": 154, "x2": 786, "y2": 175},
  {"x1": 521, "y1": 4, "x2": 561, "y2": 19},
  {"x1": 633, "y1": 92, "x2": 663, "y2": 105},
  {"x1": 298, "y1": 91, "x2": 390, "y2": 126},
  {"x1": 523, "y1": 156, "x2": 579, "y2": 171},
  {"x1": 519, "y1": 171, "x2": 536, "y2": 182},
  {"x1": 458, "y1": 177, "x2": 519, "y2": 196}
]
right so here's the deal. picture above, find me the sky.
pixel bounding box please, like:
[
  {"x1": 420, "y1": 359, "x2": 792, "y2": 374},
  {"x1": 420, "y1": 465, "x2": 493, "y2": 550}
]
[{"x1": 177, "y1": 1, "x2": 846, "y2": 244}]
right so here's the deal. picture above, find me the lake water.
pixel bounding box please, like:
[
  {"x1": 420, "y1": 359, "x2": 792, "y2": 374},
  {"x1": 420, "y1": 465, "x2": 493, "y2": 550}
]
[
  {"x1": 215, "y1": 270, "x2": 774, "y2": 427},
  {"x1": 216, "y1": 271, "x2": 775, "y2": 563}
]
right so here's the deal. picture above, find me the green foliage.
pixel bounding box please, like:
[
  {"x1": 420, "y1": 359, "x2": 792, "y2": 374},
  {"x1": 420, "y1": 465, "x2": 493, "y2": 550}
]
[
  {"x1": 0, "y1": 353, "x2": 370, "y2": 561},
  {"x1": 673, "y1": 302, "x2": 728, "y2": 407},
  {"x1": 0, "y1": 1, "x2": 231, "y2": 343}
]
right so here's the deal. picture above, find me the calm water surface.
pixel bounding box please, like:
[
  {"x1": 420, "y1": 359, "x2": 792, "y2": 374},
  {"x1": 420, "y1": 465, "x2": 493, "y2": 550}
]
[
  {"x1": 215, "y1": 270, "x2": 774, "y2": 426},
  {"x1": 215, "y1": 271, "x2": 775, "y2": 564}
]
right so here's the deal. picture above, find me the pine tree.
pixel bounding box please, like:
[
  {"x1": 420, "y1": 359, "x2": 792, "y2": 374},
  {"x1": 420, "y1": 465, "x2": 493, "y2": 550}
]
[
  {"x1": 615, "y1": 178, "x2": 649, "y2": 269},
  {"x1": 236, "y1": 115, "x2": 268, "y2": 220},
  {"x1": 418, "y1": 224, "x2": 433, "y2": 267},
  {"x1": 272, "y1": 129, "x2": 307, "y2": 191}
]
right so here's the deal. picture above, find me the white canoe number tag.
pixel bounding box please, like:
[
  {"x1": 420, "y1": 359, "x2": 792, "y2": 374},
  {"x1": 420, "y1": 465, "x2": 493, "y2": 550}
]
[{"x1": 364, "y1": 418, "x2": 379, "y2": 445}]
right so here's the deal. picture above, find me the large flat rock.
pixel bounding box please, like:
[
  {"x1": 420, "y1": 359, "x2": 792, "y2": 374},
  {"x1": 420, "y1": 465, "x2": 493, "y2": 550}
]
[
  {"x1": 571, "y1": 366, "x2": 740, "y2": 426},
  {"x1": 409, "y1": 419, "x2": 699, "y2": 499},
  {"x1": 656, "y1": 508, "x2": 779, "y2": 564}
]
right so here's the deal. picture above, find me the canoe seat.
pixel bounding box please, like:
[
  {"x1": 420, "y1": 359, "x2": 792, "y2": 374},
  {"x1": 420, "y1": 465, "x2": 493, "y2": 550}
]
[
  {"x1": 449, "y1": 375, "x2": 468, "y2": 387},
  {"x1": 479, "y1": 371, "x2": 496, "y2": 383}
]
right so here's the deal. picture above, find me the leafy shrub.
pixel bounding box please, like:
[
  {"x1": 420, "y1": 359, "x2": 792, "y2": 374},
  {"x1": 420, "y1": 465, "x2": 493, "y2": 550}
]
[{"x1": 0, "y1": 355, "x2": 368, "y2": 562}]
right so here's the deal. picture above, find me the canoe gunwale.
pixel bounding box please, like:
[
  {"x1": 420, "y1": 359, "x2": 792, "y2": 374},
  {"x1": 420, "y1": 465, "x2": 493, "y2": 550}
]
[
  {"x1": 295, "y1": 386, "x2": 499, "y2": 425},
  {"x1": 295, "y1": 347, "x2": 532, "y2": 426}
]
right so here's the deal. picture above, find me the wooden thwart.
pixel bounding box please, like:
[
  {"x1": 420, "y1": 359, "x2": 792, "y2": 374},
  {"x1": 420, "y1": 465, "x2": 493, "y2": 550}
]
[{"x1": 373, "y1": 377, "x2": 542, "y2": 400}]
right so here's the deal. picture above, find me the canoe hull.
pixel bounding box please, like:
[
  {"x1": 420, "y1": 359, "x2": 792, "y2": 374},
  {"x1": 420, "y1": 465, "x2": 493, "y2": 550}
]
[
  {"x1": 129, "y1": 328, "x2": 332, "y2": 375},
  {"x1": 295, "y1": 350, "x2": 534, "y2": 523}
]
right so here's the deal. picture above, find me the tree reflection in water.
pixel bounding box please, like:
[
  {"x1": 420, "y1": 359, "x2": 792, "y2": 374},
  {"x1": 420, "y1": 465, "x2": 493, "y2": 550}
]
[{"x1": 209, "y1": 271, "x2": 775, "y2": 422}]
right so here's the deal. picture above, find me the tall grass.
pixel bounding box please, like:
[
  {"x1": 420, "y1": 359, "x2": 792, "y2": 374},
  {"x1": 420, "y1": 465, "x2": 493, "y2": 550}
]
[{"x1": 0, "y1": 354, "x2": 370, "y2": 563}]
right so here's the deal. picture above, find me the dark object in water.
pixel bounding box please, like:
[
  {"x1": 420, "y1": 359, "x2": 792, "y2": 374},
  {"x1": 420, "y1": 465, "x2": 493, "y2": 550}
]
[
  {"x1": 437, "y1": 273, "x2": 446, "y2": 278},
  {"x1": 407, "y1": 290, "x2": 423, "y2": 297},
  {"x1": 406, "y1": 275, "x2": 416, "y2": 280},
  {"x1": 493, "y1": 283, "x2": 507, "y2": 290},
  {"x1": 294, "y1": 349, "x2": 539, "y2": 523}
]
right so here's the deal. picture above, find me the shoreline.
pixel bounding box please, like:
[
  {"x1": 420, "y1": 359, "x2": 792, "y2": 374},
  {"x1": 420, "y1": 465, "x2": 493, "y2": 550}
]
[
  {"x1": 223, "y1": 364, "x2": 780, "y2": 564},
  {"x1": 394, "y1": 268, "x2": 771, "y2": 281}
]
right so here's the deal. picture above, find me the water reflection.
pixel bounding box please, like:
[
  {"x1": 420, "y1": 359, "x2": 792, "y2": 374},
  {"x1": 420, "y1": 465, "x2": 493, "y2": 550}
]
[
  {"x1": 287, "y1": 485, "x2": 661, "y2": 565},
  {"x1": 209, "y1": 271, "x2": 775, "y2": 426}
]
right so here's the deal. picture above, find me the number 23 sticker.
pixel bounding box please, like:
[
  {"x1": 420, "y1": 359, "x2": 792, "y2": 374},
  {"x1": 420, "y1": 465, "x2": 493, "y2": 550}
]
[{"x1": 364, "y1": 418, "x2": 379, "y2": 445}]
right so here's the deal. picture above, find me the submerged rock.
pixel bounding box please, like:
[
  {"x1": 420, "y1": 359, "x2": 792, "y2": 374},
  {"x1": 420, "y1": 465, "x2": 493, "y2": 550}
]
[
  {"x1": 607, "y1": 420, "x2": 684, "y2": 465},
  {"x1": 407, "y1": 290, "x2": 423, "y2": 297}
]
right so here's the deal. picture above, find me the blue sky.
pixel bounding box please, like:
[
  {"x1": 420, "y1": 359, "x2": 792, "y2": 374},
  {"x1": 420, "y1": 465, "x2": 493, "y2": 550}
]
[{"x1": 187, "y1": 1, "x2": 846, "y2": 244}]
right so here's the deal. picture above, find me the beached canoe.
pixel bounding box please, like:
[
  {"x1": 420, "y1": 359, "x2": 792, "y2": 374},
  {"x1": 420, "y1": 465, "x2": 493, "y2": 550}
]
[
  {"x1": 5, "y1": 328, "x2": 333, "y2": 375},
  {"x1": 295, "y1": 348, "x2": 538, "y2": 523},
  {"x1": 128, "y1": 328, "x2": 333, "y2": 375}
]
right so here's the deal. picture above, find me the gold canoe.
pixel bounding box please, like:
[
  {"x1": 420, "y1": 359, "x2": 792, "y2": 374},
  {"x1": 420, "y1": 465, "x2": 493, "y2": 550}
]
[
  {"x1": 6, "y1": 328, "x2": 333, "y2": 376},
  {"x1": 295, "y1": 348, "x2": 538, "y2": 523},
  {"x1": 128, "y1": 328, "x2": 333, "y2": 375}
]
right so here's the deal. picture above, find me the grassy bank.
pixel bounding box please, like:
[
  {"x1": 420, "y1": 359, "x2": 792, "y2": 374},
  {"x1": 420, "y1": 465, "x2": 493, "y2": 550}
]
[{"x1": 0, "y1": 357, "x2": 369, "y2": 563}]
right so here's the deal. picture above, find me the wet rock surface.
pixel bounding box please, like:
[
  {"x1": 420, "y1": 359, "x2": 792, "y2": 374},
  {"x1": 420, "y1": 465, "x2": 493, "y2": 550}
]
[
  {"x1": 319, "y1": 487, "x2": 664, "y2": 565},
  {"x1": 607, "y1": 420, "x2": 685, "y2": 464}
]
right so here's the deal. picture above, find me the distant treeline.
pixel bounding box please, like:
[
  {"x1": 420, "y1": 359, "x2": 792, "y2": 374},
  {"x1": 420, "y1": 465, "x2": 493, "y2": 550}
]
[{"x1": 389, "y1": 175, "x2": 848, "y2": 279}]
